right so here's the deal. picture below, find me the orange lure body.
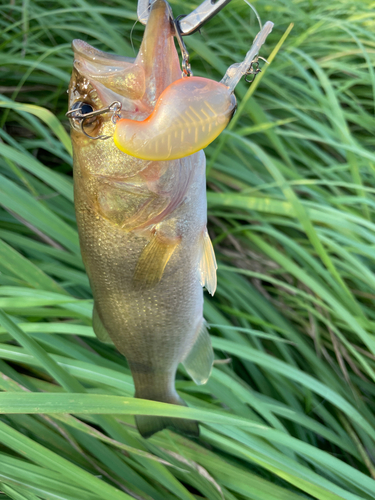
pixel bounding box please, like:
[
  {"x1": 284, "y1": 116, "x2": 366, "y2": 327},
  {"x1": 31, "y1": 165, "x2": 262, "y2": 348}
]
[{"x1": 114, "y1": 76, "x2": 236, "y2": 160}]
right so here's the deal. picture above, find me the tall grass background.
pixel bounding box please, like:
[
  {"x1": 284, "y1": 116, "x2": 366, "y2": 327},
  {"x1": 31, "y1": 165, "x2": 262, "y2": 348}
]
[{"x1": 1, "y1": 0, "x2": 375, "y2": 498}]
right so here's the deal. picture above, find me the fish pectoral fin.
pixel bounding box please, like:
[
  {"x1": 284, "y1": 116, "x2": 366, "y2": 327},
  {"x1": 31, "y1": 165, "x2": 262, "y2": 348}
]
[
  {"x1": 96, "y1": 181, "x2": 170, "y2": 230},
  {"x1": 182, "y1": 320, "x2": 214, "y2": 385},
  {"x1": 133, "y1": 232, "x2": 180, "y2": 290},
  {"x1": 199, "y1": 228, "x2": 217, "y2": 296},
  {"x1": 92, "y1": 305, "x2": 113, "y2": 344}
]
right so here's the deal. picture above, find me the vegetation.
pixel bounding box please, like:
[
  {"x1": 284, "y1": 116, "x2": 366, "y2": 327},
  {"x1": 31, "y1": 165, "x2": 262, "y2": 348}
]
[{"x1": 1, "y1": 0, "x2": 375, "y2": 498}]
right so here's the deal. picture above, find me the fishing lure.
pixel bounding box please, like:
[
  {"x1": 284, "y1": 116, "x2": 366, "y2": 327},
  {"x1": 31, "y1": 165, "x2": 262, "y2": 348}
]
[{"x1": 67, "y1": 0, "x2": 272, "y2": 437}]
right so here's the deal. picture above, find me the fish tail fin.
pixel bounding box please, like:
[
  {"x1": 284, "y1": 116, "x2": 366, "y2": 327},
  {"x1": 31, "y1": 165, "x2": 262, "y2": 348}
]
[{"x1": 134, "y1": 385, "x2": 199, "y2": 439}]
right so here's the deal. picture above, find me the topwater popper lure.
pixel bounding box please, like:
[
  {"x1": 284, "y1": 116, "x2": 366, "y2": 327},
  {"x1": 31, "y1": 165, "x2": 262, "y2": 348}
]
[{"x1": 67, "y1": 0, "x2": 273, "y2": 438}]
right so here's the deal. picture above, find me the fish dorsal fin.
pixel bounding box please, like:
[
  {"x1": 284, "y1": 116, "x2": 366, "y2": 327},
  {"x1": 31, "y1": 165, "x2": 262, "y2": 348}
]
[
  {"x1": 133, "y1": 231, "x2": 180, "y2": 289},
  {"x1": 92, "y1": 305, "x2": 113, "y2": 344},
  {"x1": 199, "y1": 228, "x2": 217, "y2": 296},
  {"x1": 182, "y1": 320, "x2": 214, "y2": 385}
]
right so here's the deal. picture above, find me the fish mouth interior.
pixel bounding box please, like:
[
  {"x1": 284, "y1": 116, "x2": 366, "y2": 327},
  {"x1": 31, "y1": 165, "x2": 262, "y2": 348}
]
[
  {"x1": 72, "y1": 39, "x2": 135, "y2": 65},
  {"x1": 72, "y1": 40, "x2": 150, "y2": 116}
]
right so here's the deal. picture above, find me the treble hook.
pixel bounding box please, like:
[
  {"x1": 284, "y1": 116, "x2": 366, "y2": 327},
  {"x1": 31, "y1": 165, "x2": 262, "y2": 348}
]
[{"x1": 66, "y1": 101, "x2": 122, "y2": 140}]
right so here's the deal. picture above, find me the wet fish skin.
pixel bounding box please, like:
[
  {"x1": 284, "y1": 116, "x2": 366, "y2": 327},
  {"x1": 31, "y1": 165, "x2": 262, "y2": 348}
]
[{"x1": 68, "y1": 0, "x2": 216, "y2": 438}]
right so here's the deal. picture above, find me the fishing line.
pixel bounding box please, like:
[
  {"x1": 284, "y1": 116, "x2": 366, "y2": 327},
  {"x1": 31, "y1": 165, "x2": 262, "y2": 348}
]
[
  {"x1": 131, "y1": 0, "x2": 158, "y2": 56},
  {"x1": 130, "y1": 19, "x2": 138, "y2": 56},
  {"x1": 242, "y1": 0, "x2": 263, "y2": 30},
  {"x1": 240, "y1": 0, "x2": 269, "y2": 82}
]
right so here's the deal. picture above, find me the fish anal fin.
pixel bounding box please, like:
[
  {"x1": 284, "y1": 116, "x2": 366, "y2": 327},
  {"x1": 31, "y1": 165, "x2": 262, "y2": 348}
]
[
  {"x1": 199, "y1": 228, "x2": 217, "y2": 296},
  {"x1": 92, "y1": 305, "x2": 113, "y2": 344},
  {"x1": 182, "y1": 320, "x2": 214, "y2": 385},
  {"x1": 133, "y1": 232, "x2": 180, "y2": 290}
]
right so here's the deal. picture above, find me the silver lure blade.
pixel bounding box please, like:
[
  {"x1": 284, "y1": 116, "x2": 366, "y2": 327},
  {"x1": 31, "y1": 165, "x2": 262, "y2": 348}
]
[{"x1": 138, "y1": 0, "x2": 233, "y2": 35}]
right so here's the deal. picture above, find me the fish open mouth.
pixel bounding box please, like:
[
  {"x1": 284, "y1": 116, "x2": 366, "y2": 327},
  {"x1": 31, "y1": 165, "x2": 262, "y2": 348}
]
[
  {"x1": 69, "y1": 0, "x2": 181, "y2": 122},
  {"x1": 68, "y1": 0, "x2": 273, "y2": 159}
]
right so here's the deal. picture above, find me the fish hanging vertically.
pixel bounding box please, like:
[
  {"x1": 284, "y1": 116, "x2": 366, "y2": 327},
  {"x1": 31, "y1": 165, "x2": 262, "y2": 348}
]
[{"x1": 67, "y1": 0, "x2": 273, "y2": 438}]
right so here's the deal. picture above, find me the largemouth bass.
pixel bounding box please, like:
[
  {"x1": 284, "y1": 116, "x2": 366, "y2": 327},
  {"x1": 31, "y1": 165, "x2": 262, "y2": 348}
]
[{"x1": 68, "y1": 0, "x2": 273, "y2": 438}]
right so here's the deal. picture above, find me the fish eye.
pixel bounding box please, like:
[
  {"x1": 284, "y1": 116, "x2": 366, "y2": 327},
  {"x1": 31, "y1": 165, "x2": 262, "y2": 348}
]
[
  {"x1": 79, "y1": 103, "x2": 94, "y2": 115},
  {"x1": 68, "y1": 101, "x2": 97, "y2": 132},
  {"x1": 69, "y1": 101, "x2": 94, "y2": 116}
]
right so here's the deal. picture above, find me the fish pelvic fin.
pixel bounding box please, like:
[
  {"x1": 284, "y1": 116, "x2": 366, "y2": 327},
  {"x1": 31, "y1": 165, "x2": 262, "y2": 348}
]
[
  {"x1": 134, "y1": 387, "x2": 199, "y2": 439},
  {"x1": 92, "y1": 304, "x2": 113, "y2": 344},
  {"x1": 182, "y1": 319, "x2": 214, "y2": 385},
  {"x1": 133, "y1": 231, "x2": 180, "y2": 290},
  {"x1": 199, "y1": 228, "x2": 217, "y2": 296}
]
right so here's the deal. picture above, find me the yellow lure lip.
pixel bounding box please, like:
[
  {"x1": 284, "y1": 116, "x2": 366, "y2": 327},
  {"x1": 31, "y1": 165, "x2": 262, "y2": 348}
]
[{"x1": 114, "y1": 76, "x2": 236, "y2": 161}]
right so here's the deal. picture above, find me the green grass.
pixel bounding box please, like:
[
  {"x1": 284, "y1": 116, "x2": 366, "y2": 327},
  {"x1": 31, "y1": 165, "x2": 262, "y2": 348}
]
[{"x1": 1, "y1": 0, "x2": 375, "y2": 498}]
